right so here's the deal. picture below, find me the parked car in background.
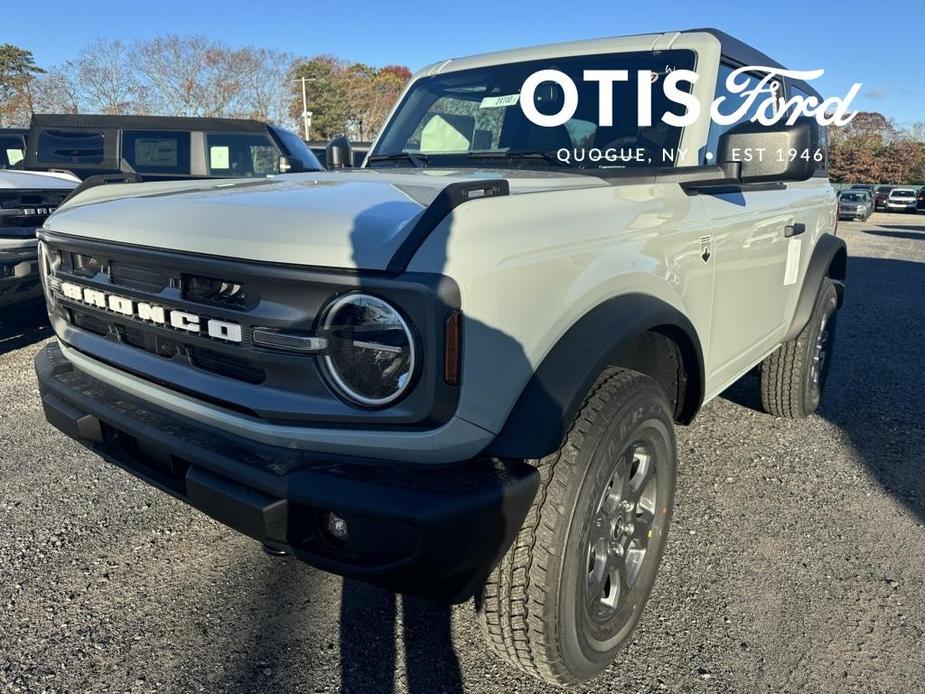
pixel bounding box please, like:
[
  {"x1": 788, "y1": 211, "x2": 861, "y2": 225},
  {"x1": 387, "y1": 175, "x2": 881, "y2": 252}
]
[
  {"x1": 1, "y1": 169, "x2": 78, "y2": 308},
  {"x1": 838, "y1": 190, "x2": 873, "y2": 220},
  {"x1": 0, "y1": 128, "x2": 27, "y2": 170},
  {"x1": 24, "y1": 114, "x2": 324, "y2": 181},
  {"x1": 918, "y1": 187, "x2": 925, "y2": 211},
  {"x1": 874, "y1": 185, "x2": 894, "y2": 210},
  {"x1": 849, "y1": 183, "x2": 875, "y2": 198},
  {"x1": 886, "y1": 187, "x2": 918, "y2": 212}
]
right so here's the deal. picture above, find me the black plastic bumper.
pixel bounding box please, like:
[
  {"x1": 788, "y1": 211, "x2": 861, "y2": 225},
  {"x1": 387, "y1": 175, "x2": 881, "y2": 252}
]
[
  {"x1": 35, "y1": 343, "x2": 539, "y2": 602},
  {"x1": 0, "y1": 247, "x2": 40, "y2": 308}
]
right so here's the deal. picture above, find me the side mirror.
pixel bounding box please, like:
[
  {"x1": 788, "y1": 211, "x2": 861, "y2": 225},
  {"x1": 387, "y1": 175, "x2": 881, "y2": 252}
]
[
  {"x1": 326, "y1": 135, "x2": 353, "y2": 169},
  {"x1": 717, "y1": 117, "x2": 817, "y2": 184},
  {"x1": 279, "y1": 155, "x2": 305, "y2": 174}
]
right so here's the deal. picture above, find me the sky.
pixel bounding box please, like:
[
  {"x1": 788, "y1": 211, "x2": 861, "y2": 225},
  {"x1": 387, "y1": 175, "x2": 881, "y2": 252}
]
[{"x1": 5, "y1": 0, "x2": 922, "y2": 125}]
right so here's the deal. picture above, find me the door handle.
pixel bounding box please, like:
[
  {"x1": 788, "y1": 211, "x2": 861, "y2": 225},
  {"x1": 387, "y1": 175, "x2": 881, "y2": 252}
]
[{"x1": 785, "y1": 223, "x2": 806, "y2": 238}]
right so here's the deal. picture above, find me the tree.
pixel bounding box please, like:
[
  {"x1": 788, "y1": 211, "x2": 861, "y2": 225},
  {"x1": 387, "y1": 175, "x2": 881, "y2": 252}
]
[
  {"x1": 225, "y1": 46, "x2": 295, "y2": 125},
  {"x1": 290, "y1": 57, "x2": 411, "y2": 141},
  {"x1": 66, "y1": 39, "x2": 146, "y2": 114},
  {"x1": 0, "y1": 44, "x2": 45, "y2": 126},
  {"x1": 827, "y1": 111, "x2": 925, "y2": 184},
  {"x1": 130, "y1": 35, "x2": 243, "y2": 117}
]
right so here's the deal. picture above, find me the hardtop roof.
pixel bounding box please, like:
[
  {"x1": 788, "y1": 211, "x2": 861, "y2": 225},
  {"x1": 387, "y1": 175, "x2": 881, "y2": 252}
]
[
  {"x1": 428, "y1": 28, "x2": 821, "y2": 100},
  {"x1": 29, "y1": 113, "x2": 279, "y2": 133}
]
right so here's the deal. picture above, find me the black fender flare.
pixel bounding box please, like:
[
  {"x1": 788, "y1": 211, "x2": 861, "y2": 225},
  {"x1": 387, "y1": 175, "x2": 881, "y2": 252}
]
[
  {"x1": 483, "y1": 293, "x2": 705, "y2": 460},
  {"x1": 782, "y1": 233, "x2": 846, "y2": 342}
]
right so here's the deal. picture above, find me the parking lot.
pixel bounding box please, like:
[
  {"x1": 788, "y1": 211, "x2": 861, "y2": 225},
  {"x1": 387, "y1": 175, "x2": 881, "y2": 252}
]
[{"x1": 1, "y1": 211, "x2": 924, "y2": 694}]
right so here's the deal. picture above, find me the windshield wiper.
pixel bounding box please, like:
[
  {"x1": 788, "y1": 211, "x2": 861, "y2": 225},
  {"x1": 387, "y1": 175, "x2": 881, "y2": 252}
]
[
  {"x1": 366, "y1": 152, "x2": 429, "y2": 168},
  {"x1": 467, "y1": 150, "x2": 566, "y2": 166}
]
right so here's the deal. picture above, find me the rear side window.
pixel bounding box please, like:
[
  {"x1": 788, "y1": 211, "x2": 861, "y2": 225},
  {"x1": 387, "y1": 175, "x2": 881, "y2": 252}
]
[
  {"x1": 36, "y1": 130, "x2": 105, "y2": 164},
  {"x1": 122, "y1": 130, "x2": 191, "y2": 174},
  {"x1": 0, "y1": 135, "x2": 25, "y2": 169},
  {"x1": 206, "y1": 132, "x2": 279, "y2": 177}
]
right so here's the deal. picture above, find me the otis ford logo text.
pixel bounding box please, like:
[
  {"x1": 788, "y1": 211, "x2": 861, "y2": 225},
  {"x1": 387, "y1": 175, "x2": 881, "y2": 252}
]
[{"x1": 58, "y1": 281, "x2": 243, "y2": 343}]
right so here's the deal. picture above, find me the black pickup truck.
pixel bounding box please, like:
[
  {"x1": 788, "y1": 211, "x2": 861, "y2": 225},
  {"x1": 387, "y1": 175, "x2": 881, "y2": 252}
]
[{"x1": 24, "y1": 114, "x2": 323, "y2": 181}]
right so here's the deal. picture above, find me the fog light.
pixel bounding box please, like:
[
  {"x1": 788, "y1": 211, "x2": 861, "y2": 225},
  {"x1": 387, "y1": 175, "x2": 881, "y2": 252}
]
[{"x1": 326, "y1": 512, "x2": 349, "y2": 541}]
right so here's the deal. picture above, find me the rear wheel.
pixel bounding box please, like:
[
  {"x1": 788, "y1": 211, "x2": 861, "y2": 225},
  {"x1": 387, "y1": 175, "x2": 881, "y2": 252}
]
[
  {"x1": 759, "y1": 278, "x2": 839, "y2": 418},
  {"x1": 476, "y1": 369, "x2": 677, "y2": 686}
]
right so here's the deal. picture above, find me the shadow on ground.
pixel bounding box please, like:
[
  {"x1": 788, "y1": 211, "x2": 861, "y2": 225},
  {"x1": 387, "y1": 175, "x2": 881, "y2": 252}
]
[
  {"x1": 0, "y1": 298, "x2": 50, "y2": 355},
  {"x1": 723, "y1": 255, "x2": 925, "y2": 526},
  {"x1": 862, "y1": 222, "x2": 925, "y2": 242},
  {"x1": 340, "y1": 580, "x2": 463, "y2": 694}
]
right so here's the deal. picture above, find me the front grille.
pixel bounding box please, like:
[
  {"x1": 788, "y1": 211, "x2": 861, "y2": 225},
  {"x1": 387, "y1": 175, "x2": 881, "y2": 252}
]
[
  {"x1": 183, "y1": 274, "x2": 247, "y2": 309},
  {"x1": 69, "y1": 307, "x2": 266, "y2": 385},
  {"x1": 110, "y1": 261, "x2": 169, "y2": 292},
  {"x1": 40, "y1": 229, "x2": 454, "y2": 428},
  {"x1": 0, "y1": 189, "x2": 68, "y2": 229}
]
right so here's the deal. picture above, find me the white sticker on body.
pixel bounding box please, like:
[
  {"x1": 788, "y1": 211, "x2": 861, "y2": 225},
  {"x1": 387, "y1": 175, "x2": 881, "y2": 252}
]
[
  {"x1": 480, "y1": 94, "x2": 520, "y2": 109},
  {"x1": 784, "y1": 238, "x2": 802, "y2": 286}
]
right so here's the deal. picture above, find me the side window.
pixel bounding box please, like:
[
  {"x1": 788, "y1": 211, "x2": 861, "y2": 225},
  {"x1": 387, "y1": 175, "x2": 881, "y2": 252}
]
[
  {"x1": 36, "y1": 130, "x2": 105, "y2": 164},
  {"x1": 122, "y1": 130, "x2": 191, "y2": 175},
  {"x1": 0, "y1": 135, "x2": 25, "y2": 169},
  {"x1": 206, "y1": 132, "x2": 279, "y2": 177},
  {"x1": 704, "y1": 64, "x2": 780, "y2": 163}
]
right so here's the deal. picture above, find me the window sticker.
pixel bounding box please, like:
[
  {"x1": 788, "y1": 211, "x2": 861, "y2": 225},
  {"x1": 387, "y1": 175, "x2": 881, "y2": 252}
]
[
  {"x1": 784, "y1": 238, "x2": 802, "y2": 286},
  {"x1": 480, "y1": 94, "x2": 520, "y2": 109},
  {"x1": 209, "y1": 145, "x2": 230, "y2": 169},
  {"x1": 6, "y1": 149, "x2": 24, "y2": 165},
  {"x1": 135, "y1": 138, "x2": 178, "y2": 167}
]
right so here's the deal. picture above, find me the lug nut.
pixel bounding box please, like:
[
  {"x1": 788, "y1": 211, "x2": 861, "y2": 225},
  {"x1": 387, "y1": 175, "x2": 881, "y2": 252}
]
[{"x1": 326, "y1": 512, "x2": 349, "y2": 541}]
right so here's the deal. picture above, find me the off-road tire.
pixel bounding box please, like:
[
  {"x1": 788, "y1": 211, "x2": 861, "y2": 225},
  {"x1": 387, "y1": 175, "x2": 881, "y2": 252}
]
[
  {"x1": 760, "y1": 278, "x2": 839, "y2": 418},
  {"x1": 476, "y1": 369, "x2": 677, "y2": 686}
]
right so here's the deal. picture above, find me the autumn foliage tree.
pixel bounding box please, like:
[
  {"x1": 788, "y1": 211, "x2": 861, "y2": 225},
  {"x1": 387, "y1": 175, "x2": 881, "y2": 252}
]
[
  {"x1": 0, "y1": 44, "x2": 44, "y2": 126},
  {"x1": 291, "y1": 58, "x2": 410, "y2": 141},
  {"x1": 828, "y1": 112, "x2": 925, "y2": 184}
]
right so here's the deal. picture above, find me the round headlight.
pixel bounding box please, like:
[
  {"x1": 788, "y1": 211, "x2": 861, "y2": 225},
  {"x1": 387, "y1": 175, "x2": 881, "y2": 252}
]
[{"x1": 321, "y1": 293, "x2": 416, "y2": 407}]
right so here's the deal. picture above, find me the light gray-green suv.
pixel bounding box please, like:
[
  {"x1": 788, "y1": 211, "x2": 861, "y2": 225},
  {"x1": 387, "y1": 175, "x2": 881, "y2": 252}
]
[{"x1": 33, "y1": 28, "x2": 844, "y2": 686}]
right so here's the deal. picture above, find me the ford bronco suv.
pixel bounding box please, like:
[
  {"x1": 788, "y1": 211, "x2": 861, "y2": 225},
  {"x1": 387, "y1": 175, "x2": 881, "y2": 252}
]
[
  {"x1": 1, "y1": 169, "x2": 78, "y2": 308},
  {"x1": 34, "y1": 29, "x2": 844, "y2": 686}
]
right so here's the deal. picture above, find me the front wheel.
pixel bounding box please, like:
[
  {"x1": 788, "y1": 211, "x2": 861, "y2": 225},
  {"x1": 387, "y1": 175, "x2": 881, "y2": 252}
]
[
  {"x1": 476, "y1": 369, "x2": 677, "y2": 686},
  {"x1": 759, "y1": 278, "x2": 839, "y2": 418}
]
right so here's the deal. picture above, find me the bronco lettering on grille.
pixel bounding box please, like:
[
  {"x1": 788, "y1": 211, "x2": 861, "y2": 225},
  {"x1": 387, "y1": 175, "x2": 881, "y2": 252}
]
[{"x1": 59, "y1": 281, "x2": 243, "y2": 343}]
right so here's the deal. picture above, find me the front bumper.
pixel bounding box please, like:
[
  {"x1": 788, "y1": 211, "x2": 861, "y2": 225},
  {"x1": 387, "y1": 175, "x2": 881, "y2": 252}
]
[
  {"x1": 36, "y1": 342, "x2": 539, "y2": 602},
  {"x1": 0, "y1": 245, "x2": 40, "y2": 308},
  {"x1": 887, "y1": 203, "x2": 917, "y2": 212},
  {"x1": 838, "y1": 208, "x2": 867, "y2": 219}
]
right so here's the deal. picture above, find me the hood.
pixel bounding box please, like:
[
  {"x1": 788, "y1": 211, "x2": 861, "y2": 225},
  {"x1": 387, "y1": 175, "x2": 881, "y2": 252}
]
[
  {"x1": 44, "y1": 169, "x2": 606, "y2": 270},
  {"x1": 0, "y1": 169, "x2": 79, "y2": 189}
]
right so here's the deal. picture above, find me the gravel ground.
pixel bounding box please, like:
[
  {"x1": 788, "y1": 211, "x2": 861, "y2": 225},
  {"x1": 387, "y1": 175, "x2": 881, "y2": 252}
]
[{"x1": 1, "y1": 212, "x2": 924, "y2": 693}]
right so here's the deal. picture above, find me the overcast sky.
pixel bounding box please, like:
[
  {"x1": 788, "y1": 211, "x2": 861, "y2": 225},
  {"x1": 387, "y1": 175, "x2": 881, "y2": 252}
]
[{"x1": 7, "y1": 0, "x2": 921, "y2": 125}]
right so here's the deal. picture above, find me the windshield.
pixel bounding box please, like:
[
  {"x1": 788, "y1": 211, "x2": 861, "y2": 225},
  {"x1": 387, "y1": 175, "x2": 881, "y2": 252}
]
[
  {"x1": 840, "y1": 193, "x2": 865, "y2": 202},
  {"x1": 370, "y1": 49, "x2": 696, "y2": 171},
  {"x1": 892, "y1": 190, "x2": 915, "y2": 198}
]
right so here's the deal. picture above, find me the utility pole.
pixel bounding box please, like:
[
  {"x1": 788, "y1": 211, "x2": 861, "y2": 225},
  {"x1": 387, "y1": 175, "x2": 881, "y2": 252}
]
[{"x1": 296, "y1": 76, "x2": 317, "y2": 141}]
